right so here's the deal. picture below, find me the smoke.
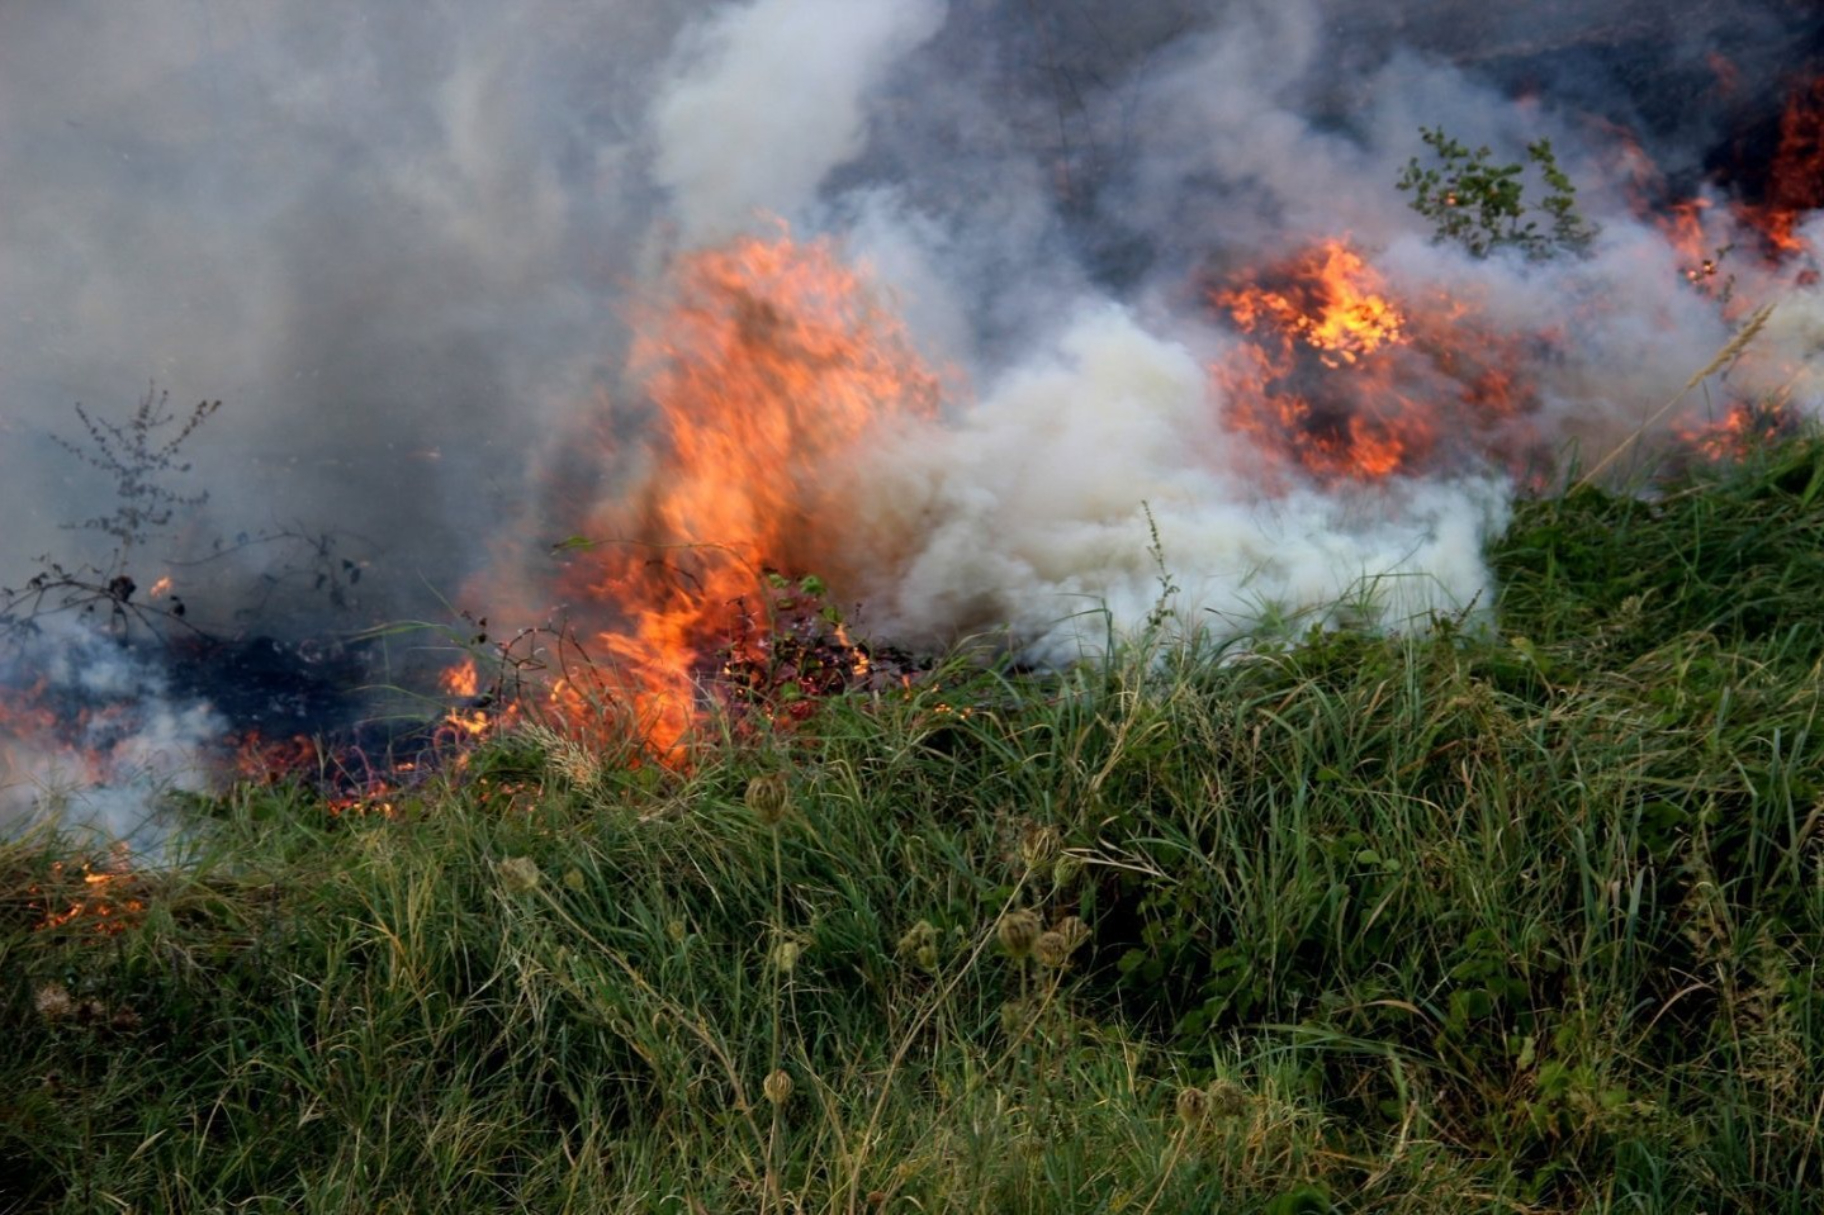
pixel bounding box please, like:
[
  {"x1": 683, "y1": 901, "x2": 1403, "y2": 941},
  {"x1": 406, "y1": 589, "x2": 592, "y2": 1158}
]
[
  {"x1": 1, "y1": 0, "x2": 1822, "y2": 824},
  {"x1": 848, "y1": 303, "x2": 1509, "y2": 660},
  {"x1": 0, "y1": 620, "x2": 225, "y2": 854},
  {"x1": 650, "y1": 0, "x2": 947, "y2": 246}
]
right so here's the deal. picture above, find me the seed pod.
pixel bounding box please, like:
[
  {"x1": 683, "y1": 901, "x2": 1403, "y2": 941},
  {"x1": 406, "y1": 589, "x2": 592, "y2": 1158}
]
[
  {"x1": 1033, "y1": 930, "x2": 1072, "y2": 969},
  {"x1": 1206, "y1": 1079, "x2": 1249, "y2": 1119},
  {"x1": 896, "y1": 919, "x2": 939, "y2": 957},
  {"x1": 1019, "y1": 823, "x2": 1060, "y2": 871},
  {"x1": 763, "y1": 1068, "x2": 794, "y2": 1106},
  {"x1": 1051, "y1": 915, "x2": 1091, "y2": 955},
  {"x1": 997, "y1": 909, "x2": 1042, "y2": 960},
  {"x1": 34, "y1": 982, "x2": 73, "y2": 1023},
  {"x1": 744, "y1": 773, "x2": 790, "y2": 827},
  {"x1": 1175, "y1": 1085, "x2": 1210, "y2": 1125},
  {"x1": 496, "y1": 856, "x2": 542, "y2": 895},
  {"x1": 771, "y1": 939, "x2": 802, "y2": 974}
]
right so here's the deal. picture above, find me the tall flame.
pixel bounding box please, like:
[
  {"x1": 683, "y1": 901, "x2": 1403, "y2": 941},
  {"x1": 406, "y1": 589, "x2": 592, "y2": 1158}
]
[
  {"x1": 557, "y1": 231, "x2": 939, "y2": 757},
  {"x1": 1740, "y1": 77, "x2": 1824, "y2": 262}
]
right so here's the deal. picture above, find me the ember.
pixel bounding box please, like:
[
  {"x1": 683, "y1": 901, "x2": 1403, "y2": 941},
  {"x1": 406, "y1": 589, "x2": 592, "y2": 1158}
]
[{"x1": 28, "y1": 846, "x2": 145, "y2": 937}]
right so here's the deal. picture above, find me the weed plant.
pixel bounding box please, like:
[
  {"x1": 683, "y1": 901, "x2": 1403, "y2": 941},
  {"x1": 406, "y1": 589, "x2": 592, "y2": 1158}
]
[{"x1": 8, "y1": 433, "x2": 1824, "y2": 1211}]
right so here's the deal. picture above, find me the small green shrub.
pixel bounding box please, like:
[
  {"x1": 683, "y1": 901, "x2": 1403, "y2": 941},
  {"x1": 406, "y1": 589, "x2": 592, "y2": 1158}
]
[{"x1": 1398, "y1": 127, "x2": 1598, "y2": 260}]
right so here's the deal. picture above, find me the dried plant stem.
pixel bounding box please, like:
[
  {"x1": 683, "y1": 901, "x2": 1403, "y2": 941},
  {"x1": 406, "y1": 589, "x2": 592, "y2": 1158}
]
[{"x1": 1573, "y1": 303, "x2": 1774, "y2": 490}]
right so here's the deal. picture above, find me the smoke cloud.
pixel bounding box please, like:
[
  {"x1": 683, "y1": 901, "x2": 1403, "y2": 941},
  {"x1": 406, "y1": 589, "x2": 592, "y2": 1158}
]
[
  {"x1": 0, "y1": 620, "x2": 224, "y2": 853},
  {"x1": 651, "y1": 0, "x2": 947, "y2": 246}
]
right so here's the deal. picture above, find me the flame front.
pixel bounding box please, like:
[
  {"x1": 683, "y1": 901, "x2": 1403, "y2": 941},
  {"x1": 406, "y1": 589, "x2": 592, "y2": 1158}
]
[{"x1": 557, "y1": 231, "x2": 940, "y2": 757}]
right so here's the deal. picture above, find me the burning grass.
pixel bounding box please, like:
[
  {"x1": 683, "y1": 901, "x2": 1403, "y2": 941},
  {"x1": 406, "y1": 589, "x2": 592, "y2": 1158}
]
[
  {"x1": 1209, "y1": 237, "x2": 1544, "y2": 484},
  {"x1": 550, "y1": 230, "x2": 942, "y2": 760},
  {"x1": 8, "y1": 428, "x2": 1824, "y2": 1212}
]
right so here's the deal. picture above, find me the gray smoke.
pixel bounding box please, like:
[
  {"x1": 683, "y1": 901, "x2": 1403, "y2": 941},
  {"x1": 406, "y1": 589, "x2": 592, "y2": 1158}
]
[{"x1": 0, "y1": 619, "x2": 224, "y2": 853}]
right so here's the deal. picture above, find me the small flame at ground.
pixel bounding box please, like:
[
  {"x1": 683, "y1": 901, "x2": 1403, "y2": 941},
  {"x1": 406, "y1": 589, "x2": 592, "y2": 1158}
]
[
  {"x1": 440, "y1": 658, "x2": 479, "y2": 698},
  {"x1": 29, "y1": 845, "x2": 145, "y2": 936}
]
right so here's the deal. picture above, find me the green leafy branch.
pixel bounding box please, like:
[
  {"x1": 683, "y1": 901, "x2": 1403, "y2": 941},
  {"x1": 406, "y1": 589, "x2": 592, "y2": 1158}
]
[{"x1": 1397, "y1": 127, "x2": 1598, "y2": 261}]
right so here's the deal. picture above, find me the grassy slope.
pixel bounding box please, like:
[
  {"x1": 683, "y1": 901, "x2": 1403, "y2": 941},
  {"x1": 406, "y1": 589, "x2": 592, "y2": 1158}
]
[{"x1": 7, "y1": 435, "x2": 1824, "y2": 1213}]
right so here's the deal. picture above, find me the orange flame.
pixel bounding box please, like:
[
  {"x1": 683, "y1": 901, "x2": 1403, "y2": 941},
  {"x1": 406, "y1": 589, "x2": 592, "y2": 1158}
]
[
  {"x1": 556, "y1": 230, "x2": 939, "y2": 758},
  {"x1": 1211, "y1": 238, "x2": 1538, "y2": 484},
  {"x1": 1674, "y1": 398, "x2": 1798, "y2": 465},
  {"x1": 440, "y1": 657, "x2": 479, "y2": 698},
  {"x1": 1738, "y1": 77, "x2": 1824, "y2": 262},
  {"x1": 31, "y1": 847, "x2": 145, "y2": 937}
]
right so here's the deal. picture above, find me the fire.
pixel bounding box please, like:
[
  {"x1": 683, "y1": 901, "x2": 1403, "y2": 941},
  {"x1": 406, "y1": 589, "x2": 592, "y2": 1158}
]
[
  {"x1": 556, "y1": 230, "x2": 939, "y2": 757},
  {"x1": 1655, "y1": 198, "x2": 1736, "y2": 297},
  {"x1": 1738, "y1": 77, "x2": 1824, "y2": 262},
  {"x1": 1, "y1": 676, "x2": 136, "y2": 796},
  {"x1": 30, "y1": 847, "x2": 146, "y2": 937},
  {"x1": 440, "y1": 657, "x2": 479, "y2": 698},
  {"x1": 1210, "y1": 238, "x2": 1537, "y2": 483},
  {"x1": 1220, "y1": 241, "x2": 1406, "y2": 369},
  {"x1": 1674, "y1": 398, "x2": 1799, "y2": 465}
]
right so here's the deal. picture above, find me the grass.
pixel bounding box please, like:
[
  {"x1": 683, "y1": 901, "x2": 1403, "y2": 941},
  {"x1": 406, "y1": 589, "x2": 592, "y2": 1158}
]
[{"x1": 8, "y1": 432, "x2": 1824, "y2": 1212}]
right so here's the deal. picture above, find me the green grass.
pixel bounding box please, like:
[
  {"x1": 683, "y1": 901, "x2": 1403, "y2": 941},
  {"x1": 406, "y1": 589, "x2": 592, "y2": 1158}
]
[{"x1": 8, "y1": 434, "x2": 1824, "y2": 1212}]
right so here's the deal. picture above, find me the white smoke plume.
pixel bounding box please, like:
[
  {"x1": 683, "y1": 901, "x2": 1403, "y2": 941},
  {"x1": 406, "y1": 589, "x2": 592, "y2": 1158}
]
[
  {"x1": 650, "y1": 0, "x2": 947, "y2": 246},
  {"x1": 849, "y1": 303, "x2": 1509, "y2": 661}
]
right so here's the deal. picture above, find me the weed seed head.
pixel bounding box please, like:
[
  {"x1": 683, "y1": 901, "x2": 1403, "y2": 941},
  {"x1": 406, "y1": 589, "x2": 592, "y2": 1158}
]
[
  {"x1": 34, "y1": 982, "x2": 73, "y2": 1023},
  {"x1": 771, "y1": 938, "x2": 802, "y2": 974},
  {"x1": 744, "y1": 773, "x2": 790, "y2": 827},
  {"x1": 563, "y1": 867, "x2": 586, "y2": 892},
  {"x1": 998, "y1": 909, "x2": 1042, "y2": 959},
  {"x1": 1033, "y1": 930, "x2": 1072, "y2": 969},
  {"x1": 896, "y1": 919, "x2": 940, "y2": 971},
  {"x1": 1206, "y1": 1079, "x2": 1249, "y2": 1119},
  {"x1": 1175, "y1": 1084, "x2": 1210, "y2": 1125},
  {"x1": 763, "y1": 1068, "x2": 794, "y2": 1106},
  {"x1": 496, "y1": 856, "x2": 542, "y2": 895},
  {"x1": 1051, "y1": 915, "x2": 1090, "y2": 954},
  {"x1": 1020, "y1": 823, "x2": 1060, "y2": 871}
]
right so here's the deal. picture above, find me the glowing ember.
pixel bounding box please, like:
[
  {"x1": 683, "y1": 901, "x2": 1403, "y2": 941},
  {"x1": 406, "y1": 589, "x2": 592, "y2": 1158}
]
[
  {"x1": 30, "y1": 848, "x2": 146, "y2": 937},
  {"x1": 1210, "y1": 238, "x2": 1539, "y2": 483},
  {"x1": 556, "y1": 230, "x2": 940, "y2": 758}
]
